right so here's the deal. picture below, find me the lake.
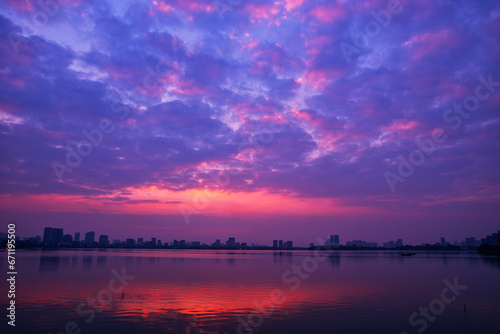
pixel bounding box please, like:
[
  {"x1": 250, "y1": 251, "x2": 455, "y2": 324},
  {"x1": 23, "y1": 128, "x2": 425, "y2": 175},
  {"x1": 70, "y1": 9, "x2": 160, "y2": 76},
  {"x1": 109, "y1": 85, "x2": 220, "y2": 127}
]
[{"x1": 2, "y1": 249, "x2": 499, "y2": 334}]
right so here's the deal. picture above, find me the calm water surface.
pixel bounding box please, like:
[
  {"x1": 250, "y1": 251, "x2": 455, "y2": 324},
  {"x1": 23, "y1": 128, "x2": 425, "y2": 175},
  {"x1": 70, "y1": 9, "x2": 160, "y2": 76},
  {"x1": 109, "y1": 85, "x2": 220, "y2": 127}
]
[{"x1": 1, "y1": 249, "x2": 499, "y2": 334}]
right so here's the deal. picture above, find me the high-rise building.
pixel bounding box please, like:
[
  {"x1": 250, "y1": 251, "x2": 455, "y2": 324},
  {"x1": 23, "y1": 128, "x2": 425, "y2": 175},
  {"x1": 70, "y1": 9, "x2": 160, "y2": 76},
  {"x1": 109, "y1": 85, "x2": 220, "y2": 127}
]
[
  {"x1": 348, "y1": 240, "x2": 378, "y2": 248},
  {"x1": 99, "y1": 235, "x2": 109, "y2": 246},
  {"x1": 137, "y1": 238, "x2": 144, "y2": 245},
  {"x1": 396, "y1": 239, "x2": 403, "y2": 247},
  {"x1": 329, "y1": 235, "x2": 334, "y2": 246},
  {"x1": 383, "y1": 241, "x2": 395, "y2": 248},
  {"x1": 85, "y1": 231, "x2": 95, "y2": 244},
  {"x1": 465, "y1": 237, "x2": 476, "y2": 247},
  {"x1": 53, "y1": 228, "x2": 63, "y2": 244},
  {"x1": 273, "y1": 240, "x2": 278, "y2": 248},
  {"x1": 480, "y1": 230, "x2": 500, "y2": 245},
  {"x1": 126, "y1": 238, "x2": 135, "y2": 247},
  {"x1": 43, "y1": 227, "x2": 53, "y2": 244},
  {"x1": 157, "y1": 240, "x2": 162, "y2": 246},
  {"x1": 74, "y1": 232, "x2": 80, "y2": 243},
  {"x1": 43, "y1": 227, "x2": 64, "y2": 244},
  {"x1": 279, "y1": 240, "x2": 283, "y2": 249},
  {"x1": 440, "y1": 237, "x2": 446, "y2": 246},
  {"x1": 180, "y1": 240, "x2": 186, "y2": 248},
  {"x1": 151, "y1": 238, "x2": 156, "y2": 247},
  {"x1": 334, "y1": 235, "x2": 340, "y2": 247},
  {"x1": 286, "y1": 241, "x2": 293, "y2": 249},
  {"x1": 62, "y1": 234, "x2": 73, "y2": 244},
  {"x1": 227, "y1": 237, "x2": 236, "y2": 248}
]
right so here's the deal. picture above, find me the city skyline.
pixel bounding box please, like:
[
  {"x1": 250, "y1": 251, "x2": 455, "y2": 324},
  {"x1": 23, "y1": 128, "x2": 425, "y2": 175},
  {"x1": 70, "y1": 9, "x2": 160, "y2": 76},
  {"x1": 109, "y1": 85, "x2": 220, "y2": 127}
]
[{"x1": 9, "y1": 225, "x2": 498, "y2": 249}]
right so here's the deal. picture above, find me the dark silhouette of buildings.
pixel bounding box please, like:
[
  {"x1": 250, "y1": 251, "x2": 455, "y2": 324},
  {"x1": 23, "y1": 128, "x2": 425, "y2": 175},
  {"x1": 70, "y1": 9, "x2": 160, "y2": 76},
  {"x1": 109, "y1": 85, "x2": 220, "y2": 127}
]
[
  {"x1": 85, "y1": 231, "x2": 95, "y2": 244},
  {"x1": 271, "y1": 239, "x2": 293, "y2": 249},
  {"x1": 481, "y1": 230, "x2": 500, "y2": 246},
  {"x1": 334, "y1": 235, "x2": 340, "y2": 247},
  {"x1": 323, "y1": 234, "x2": 341, "y2": 248},
  {"x1": 99, "y1": 235, "x2": 109, "y2": 246},
  {"x1": 42, "y1": 227, "x2": 63, "y2": 245},
  {"x1": 383, "y1": 239, "x2": 403, "y2": 248},
  {"x1": 7, "y1": 226, "x2": 499, "y2": 251},
  {"x1": 226, "y1": 237, "x2": 236, "y2": 248},
  {"x1": 62, "y1": 234, "x2": 73, "y2": 244}
]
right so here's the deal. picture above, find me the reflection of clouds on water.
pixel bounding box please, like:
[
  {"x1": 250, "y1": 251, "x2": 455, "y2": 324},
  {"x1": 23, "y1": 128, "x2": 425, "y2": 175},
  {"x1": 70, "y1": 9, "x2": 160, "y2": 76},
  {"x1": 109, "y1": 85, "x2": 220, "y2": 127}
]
[{"x1": 10, "y1": 250, "x2": 500, "y2": 334}]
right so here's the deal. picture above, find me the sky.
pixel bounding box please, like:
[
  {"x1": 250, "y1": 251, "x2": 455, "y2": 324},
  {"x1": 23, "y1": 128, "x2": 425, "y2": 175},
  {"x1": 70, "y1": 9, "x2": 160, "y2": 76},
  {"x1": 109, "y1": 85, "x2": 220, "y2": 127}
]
[{"x1": 0, "y1": 0, "x2": 499, "y2": 246}]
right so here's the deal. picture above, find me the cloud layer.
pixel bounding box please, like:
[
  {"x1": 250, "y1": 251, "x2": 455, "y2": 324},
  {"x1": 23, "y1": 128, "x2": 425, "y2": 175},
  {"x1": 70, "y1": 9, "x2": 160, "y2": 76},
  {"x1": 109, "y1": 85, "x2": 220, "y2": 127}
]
[{"x1": 0, "y1": 0, "x2": 499, "y2": 242}]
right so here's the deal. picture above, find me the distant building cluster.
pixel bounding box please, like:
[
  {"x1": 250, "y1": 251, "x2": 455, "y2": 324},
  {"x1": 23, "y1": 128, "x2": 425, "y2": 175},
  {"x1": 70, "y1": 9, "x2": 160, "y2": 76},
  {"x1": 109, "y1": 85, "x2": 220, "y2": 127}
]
[
  {"x1": 439, "y1": 230, "x2": 499, "y2": 248},
  {"x1": 382, "y1": 239, "x2": 403, "y2": 248},
  {"x1": 1, "y1": 227, "x2": 499, "y2": 251},
  {"x1": 27, "y1": 229, "x2": 257, "y2": 250},
  {"x1": 346, "y1": 240, "x2": 378, "y2": 248},
  {"x1": 42, "y1": 227, "x2": 63, "y2": 244},
  {"x1": 272, "y1": 239, "x2": 293, "y2": 250},
  {"x1": 480, "y1": 231, "x2": 500, "y2": 246},
  {"x1": 323, "y1": 235, "x2": 340, "y2": 247}
]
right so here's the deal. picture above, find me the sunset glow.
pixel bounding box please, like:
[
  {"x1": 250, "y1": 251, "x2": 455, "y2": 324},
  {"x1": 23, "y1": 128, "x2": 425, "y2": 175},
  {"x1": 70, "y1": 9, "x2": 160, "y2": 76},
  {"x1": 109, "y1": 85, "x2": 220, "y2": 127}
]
[{"x1": 0, "y1": 0, "x2": 499, "y2": 245}]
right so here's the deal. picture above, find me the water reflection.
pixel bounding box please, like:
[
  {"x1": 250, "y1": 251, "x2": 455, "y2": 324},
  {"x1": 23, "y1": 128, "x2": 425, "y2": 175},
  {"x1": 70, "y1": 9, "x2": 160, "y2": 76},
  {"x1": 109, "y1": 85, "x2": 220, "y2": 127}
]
[
  {"x1": 4, "y1": 250, "x2": 500, "y2": 334},
  {"x1": 479, "y1": 255, "x2": 500, "y2": 269},
  {"x1": 82, "y1": 255, "x2": 93, "y2": 270},
  {"x1": 328, "y1": 253, "x2": 341, "y2": 268},
  {"x1": 39, "y1": 256, "x2": 60, "y2": 272},
  {"x1": 97, "y1": 255, "x2": 107, "y2": 268}
]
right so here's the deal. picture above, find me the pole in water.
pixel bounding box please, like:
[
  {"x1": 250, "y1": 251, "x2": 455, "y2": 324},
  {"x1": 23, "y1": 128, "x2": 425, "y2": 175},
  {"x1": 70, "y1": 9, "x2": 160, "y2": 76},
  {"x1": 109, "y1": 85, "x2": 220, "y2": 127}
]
[{"x1": 463, "y1": 303, "x2": 467, "y2": 313}]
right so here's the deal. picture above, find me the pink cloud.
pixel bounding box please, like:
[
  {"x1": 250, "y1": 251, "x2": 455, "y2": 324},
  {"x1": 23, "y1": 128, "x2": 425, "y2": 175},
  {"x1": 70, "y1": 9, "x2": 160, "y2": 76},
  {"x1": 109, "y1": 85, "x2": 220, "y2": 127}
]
[
  {"x1": 152, "y1": 1, "x2": 173, "y2": 13},
  {"x1": 304, "y1": 69, "x2": 343, "y2": 91},
  {"x1": 181, "y1": 0, "x2": 215, "y2": 13},
  {"x1": 244, "y1": 3, "x2": 280, "y2": 21},
  {"x1": 6, "y1": 0, "x2": 35, "y2": 12},
  {"x1": 310, "y1": 5, "x2": 346, "y2": 23},
  {"x1": 404, "y1": 29, "x2": 460, "y2": 61},
  {"x1": 283, "y1": 0, "x2": 304, "y2": 12},
  {"x1": 242, "y1": 39, "x2": 260, "y2": 50},
  {"x1": 305, "y1": 35, "x2": 332, "y2": 56},
  {"x1": 384, "y1": 120, "x2": 420, "y2": 132}
]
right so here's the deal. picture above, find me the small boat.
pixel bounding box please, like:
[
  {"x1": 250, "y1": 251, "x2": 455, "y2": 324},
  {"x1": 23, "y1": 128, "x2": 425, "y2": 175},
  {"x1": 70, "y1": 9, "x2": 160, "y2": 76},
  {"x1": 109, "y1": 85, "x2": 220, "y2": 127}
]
[{"x1": 401, "y1": 252, "x2": 417, "y2": 256}]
